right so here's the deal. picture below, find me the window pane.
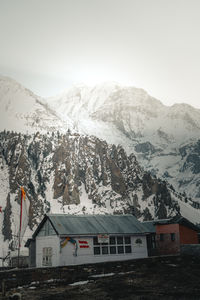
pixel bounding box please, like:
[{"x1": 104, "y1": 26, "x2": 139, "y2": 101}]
[
  {"x1": 109, "y1": 236, "x2": 116, "y2": 245},
  {"x1": 117, "y1": 246, "x2": 124, "y2": 254},
  {"x1": 160, "y1": 234, "x2": 164, "y2": 241},
  {"x1": 124, "y1": 236, "x2": 131, "y2": 244},
  {"x1": 110, "y1": 246, "x2": 116, "y2": 254},
  {"x1": 42, "y1": 247, "x2": 52, "y2": 266},
  {"x1": 94, "y1": 247, "x2": 100, "y2": 255},
  {"x1": 102, "y1": 246, "x2": 108, "y2": 255},
  {"x1": 125, "y1": 246, "x2": 132, "y2": 253},
  {"x1": 117, "y1": 237, "x2": 123, "y2": 244},
  {"x1": 171, "y1": 233, "x2": 175, "y2": 241},
  {"x1": 93, "y1": 237, "x2": 100, "y2": 245}
]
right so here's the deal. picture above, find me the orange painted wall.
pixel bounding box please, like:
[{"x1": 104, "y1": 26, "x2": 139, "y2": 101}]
[
  {"x1": 179, "y1": 225, "x2": 198, "y2": 244},
  {"x1": 156, "y1": 224, "x2": 179, "y2": 234},
  {"x1": 156, "y1": 224, "x2": 180, "y2": 255},
  {"x1": 155, "y1": 223, "x2": 199, "y2": 255}
]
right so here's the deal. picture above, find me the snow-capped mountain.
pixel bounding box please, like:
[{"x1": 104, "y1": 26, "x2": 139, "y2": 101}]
[
  {"x1": 47, "y1": 83, "x2": 200, "y2": 202},
  {"x1": 1, "y1": 77, "x2": 200, "y2": 258},
  {"x1": 1, "y1": 77, "x2": 200, "y2": 205},
  {"x1": 48, "y1": 83, "x2": 200, "y2": 143},
  {"x1": 0, "y1": 76, "x2": 74, "y2": 133},
  {"x1": 2, "y1": 130, "x2": 199, "y2": 257}
]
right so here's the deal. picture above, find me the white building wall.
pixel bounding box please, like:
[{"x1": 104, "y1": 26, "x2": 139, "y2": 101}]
[
  {"x1": 59, "y1": 235, "x2": 148, "y2": 266},
  {"x1": 36, "y1": 235, "x2": 60, "y2": 268},
  {"x1": 132, "y1": 236, "x2": 148, "y2": 258}
]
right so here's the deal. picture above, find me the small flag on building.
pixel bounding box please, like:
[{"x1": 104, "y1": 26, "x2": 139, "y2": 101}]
[{"x1": 78, "y1": 240, "x2": 90, "y2": 248}]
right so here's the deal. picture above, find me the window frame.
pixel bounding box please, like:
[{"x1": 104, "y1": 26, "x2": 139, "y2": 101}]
[
  {"x1": 42, "y1": 247, "x2": 52, "y2": 266},
  {"x1": 93, "y1": 235, "x2": 132, "y2": 256},
  {"x1": 160, "y1": 233, "x2": 164, "y2": 241},
  {"x1": 170, "y1": 233, "x2": 175, "y2": 242}
]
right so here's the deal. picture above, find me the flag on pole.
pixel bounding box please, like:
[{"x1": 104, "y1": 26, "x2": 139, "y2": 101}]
[{"x1": 19, "y1": 187, "x2": 29, "y2": 247}]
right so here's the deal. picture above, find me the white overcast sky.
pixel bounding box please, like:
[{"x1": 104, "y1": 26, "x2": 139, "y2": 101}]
[{"x1": 0, "y1": 0, "x2": 200, "y2": 108}]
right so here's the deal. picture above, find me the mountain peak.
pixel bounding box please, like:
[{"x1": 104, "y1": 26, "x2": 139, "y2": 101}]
[
  {"x1": 170, "y1": 102, "x2": 200, "y2": 112},
  {"x1": 0, "y1": 76, "x2": 74, "y2": 133}
]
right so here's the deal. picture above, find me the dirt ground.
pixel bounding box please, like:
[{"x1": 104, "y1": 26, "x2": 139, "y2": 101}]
[{"x1": 2, "y1": 255, "x2": 200, "y2": 300}]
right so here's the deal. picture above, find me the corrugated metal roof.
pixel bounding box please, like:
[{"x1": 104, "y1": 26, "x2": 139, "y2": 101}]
[
  {"x1": 142, "y1": 221, "x2": 156, "y2": 233},
  {"x1": 46, "y1": 214, "x2": 149, "y2": 235},
  {"x1": 153, "y1": 218, "x2": 170, "y2": 225},
  {"x1": 155, "y1": 216, "x2": 200, "y2": 232}
]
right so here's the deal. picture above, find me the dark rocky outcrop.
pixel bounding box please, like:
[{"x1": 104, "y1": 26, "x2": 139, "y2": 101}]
[{"x1": 0, "y1": 130, "x2": 181, "y2": 250}]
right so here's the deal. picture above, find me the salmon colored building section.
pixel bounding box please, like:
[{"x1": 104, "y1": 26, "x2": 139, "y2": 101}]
[
  {"x1": 179, "y1": 225, "x2": 199, "y2": 244},
  {"x1": 156, "y1": 223, "x2": 199, "y2": 255},
  {"x1": 156, "y1": 224, "x2": 180, "y2": 255},
  {"x1": 156, "y1": 224, "x2": 179, "y2": 235}
]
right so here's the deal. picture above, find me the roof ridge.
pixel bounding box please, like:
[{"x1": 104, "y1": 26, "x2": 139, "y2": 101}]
[{"x1": 47, "y1": 214, "x2": 134, "y2": 217}]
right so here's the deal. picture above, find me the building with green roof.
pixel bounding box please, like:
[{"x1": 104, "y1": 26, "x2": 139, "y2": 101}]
[{"x1": 26, "y1": 214, "x2": 149, "y2": 267}]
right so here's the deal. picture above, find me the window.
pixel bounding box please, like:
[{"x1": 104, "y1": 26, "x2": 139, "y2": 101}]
[
  {"x1": 171, "y1": 233, "x2": 175, "y2": 241},
  {"x1": 117, "y1": 246, "x2": 124, "y2": 254},
  {"x1": 93, "y1": 237, "x2": 100, "y2": 245},
  {"x1": 102, "y1": 246, "x2": 109, "y2": 255},
  {"x1": 42, "y1": 247, "x2": 52, "y2": 266},
  {"x1": 93, "y1": 236, "x2": 132, "y2": 256},
  {"x1": 117, "y1": 237, "x2": 123, "y2": 244},
  {"x1": 110, "y1": 246, "x2": 116, "y2": 254},
  {"x1": 160, "y1": 234, "x2": 164, "y2": 241},
  {"x1": 124, "y1": 236, "x2": 131, "y2": 244},
  {"x1": 93, "y1": 237, "x2": 100, "y2": 255},
  {"x1": 94, "y1": 247, "x2": 100, "y2": 255},
  {"x1": 109, "y1": 236, "x2": 116, "y2": 245},
  {"x1": 125, "y1": 246, "x2": 132, "y2": 253}
]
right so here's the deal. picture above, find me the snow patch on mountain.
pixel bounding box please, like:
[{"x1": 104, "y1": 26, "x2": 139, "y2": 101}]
[
  {"x1": 171, "y1": 193, "x2": 200, "y2": 224},
  {"x1": 47, "y1": 83, "x2": 200, "y2": 203},
  {"x1": 1, "y1": 78, "x2": 200, "y2": 260},
  {"x1": 0, "y1": 76, "x2": 74, "y2": 133}
]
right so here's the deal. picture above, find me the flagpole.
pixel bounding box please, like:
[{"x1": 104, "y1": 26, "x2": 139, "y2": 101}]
[{"x1": 18, "y1": 187, "x2": 23, "y2": 268}]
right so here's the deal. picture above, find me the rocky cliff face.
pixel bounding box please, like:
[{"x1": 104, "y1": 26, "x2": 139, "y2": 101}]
[
  {"x1": 1, "y1": 77, "x2": 200, "y2": 203},
  {"x1": 1, "y1": 79, "x2": 200, "y2": 258},
  {"x1": 48, "y1": 83, "x2": 200, "y2": 202},
  {"x1": 0, "y1": 130, "x2": 181, "y2": 252}
]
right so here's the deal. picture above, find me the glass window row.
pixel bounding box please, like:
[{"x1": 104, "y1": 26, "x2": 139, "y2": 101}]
[
  {"x1": 94, "y1": 245, "x2": 132, "y2": 255},
  {"x1": 93, "y1": 235, "x2": 132, "y2": 255},
  {"x1": 93, "y1": 236, "x2": 131, "y2": 246}
]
